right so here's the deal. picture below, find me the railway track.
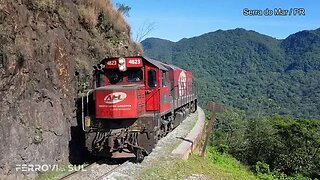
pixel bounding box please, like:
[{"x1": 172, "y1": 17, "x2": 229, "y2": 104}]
[{"x1": 59, "y1": 159, "x2": 130, "y2": 180}]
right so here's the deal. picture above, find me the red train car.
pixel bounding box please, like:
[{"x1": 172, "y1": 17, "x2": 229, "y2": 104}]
[{"x1": 82, "y1": 56, "x2": 197, "y2": 161}]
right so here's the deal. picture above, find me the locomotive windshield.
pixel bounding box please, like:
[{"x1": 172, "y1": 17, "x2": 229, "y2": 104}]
[
  {"x1": 128, "y1": 68, "x2": 143, "y2": 82},
  {"x1": 107, "y1": 69, "x2": 123, "y2": 84},
  {"x1": 105, "y1": 68, "x2": 143, "y2": 85}
]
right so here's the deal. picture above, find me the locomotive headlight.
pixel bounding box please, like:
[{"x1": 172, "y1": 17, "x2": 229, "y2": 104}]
[
  {"x1": 118, "y1": 57, "x2": 126, "y2": 71},
  {"x1": 119, "y1": 65, "x2": 126, "y2": 71},
  {"x1": 118, "y1": 57, "x2": 125, "y2": 65}
]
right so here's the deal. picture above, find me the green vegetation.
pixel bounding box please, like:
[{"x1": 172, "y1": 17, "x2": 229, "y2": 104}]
[
  {"x1": 140, "y1": 147, "x2": 257, "y2": 180},
  {"x1": 116, "y1": 3, "x2": 131, "y2": 17},
  {"x1": 212, "y1": 109, "x2": 320, "y2": 179},
  {"x1": 36, "y1": 164, "x2": 89, "y2": 180},
  {"x1": 36, "y1": 170, "x2": 66, "y2": 180},
  {"x1": 36, "y1": 164, "x2": 72, "y2": 180},
  {"x1": 142, "y1": 28, "x2": 320, "y2": 118}
]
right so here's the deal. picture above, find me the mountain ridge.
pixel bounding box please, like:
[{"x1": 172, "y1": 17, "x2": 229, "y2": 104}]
[{"x1": 142, "y1": 28, "x2": 320, "y2": 118}]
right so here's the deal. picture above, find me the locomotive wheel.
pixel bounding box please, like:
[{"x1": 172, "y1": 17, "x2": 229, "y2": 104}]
[
  {"x1": 134, "y1": 148, "x2": 144, "y2": 163},
  {"x1": 168, "y1": 122, "x2": 173, "y2": 132},
  {"x1": 190, "y1": 100, "x2": 197, "y2": 113},
  {"x1": 154, "y1": 130, "x2": 159, "y2": 143}
]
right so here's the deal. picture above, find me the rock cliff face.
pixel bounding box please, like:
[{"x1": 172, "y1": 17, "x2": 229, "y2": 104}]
[{"x1": 0, "y1": 0, "x2": 141, "y2": 176}]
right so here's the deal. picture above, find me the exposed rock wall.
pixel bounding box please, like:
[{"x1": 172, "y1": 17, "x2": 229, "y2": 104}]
[{"x1": 0, "y1": 0, "x2": 141, "y2": 176}]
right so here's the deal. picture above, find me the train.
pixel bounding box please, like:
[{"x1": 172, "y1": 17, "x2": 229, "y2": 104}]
[{"x1": 81, "y1": 56, "x2": 197, "y2": 161}]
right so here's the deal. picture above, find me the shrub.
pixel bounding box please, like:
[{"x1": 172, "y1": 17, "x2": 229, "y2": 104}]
[
  {"x1": 29, "y1": 0, "x2": 57, "y2": 11},
  {"x1": 212, "y1": 110, "x2": 320, "y2": 179},
  {"x1": 255, "y1": 161, "x2": 270, "y2": 174},
  {"x1": 77, "y1": 0, "x2": 130, "y2": 34}
]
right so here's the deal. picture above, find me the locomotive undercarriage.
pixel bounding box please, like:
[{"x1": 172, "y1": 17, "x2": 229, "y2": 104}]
[
  {"x1": 85, "y1": 116, "x2": 158, "y2": 162},
  {"x1": 85, "y1": 100, "x2": 197, "y2": 162}
]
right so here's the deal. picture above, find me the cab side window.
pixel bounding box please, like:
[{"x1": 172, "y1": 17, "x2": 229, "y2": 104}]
[{"x1": 148, "y1": 69, "x2": 157, "y2": 88}]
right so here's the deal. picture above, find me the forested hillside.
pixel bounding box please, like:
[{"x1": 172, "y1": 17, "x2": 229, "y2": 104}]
[{"x1": 142, "y1": 28, "x2": 320, "y2": 118}]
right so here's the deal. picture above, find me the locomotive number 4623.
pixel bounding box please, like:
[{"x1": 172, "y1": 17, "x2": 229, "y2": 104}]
[{"x1": 128, "y1": 59, "x2": 141, "y2": 65}]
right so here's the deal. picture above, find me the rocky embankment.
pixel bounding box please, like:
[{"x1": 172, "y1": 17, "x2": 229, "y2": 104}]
[{"x1": 0, "y1": 0, "x2": 141, "y2": 177}]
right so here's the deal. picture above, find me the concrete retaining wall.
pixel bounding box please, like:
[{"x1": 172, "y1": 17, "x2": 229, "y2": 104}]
[{"x1": 171, "y1": 107, "x2": 205, "y2": 160}]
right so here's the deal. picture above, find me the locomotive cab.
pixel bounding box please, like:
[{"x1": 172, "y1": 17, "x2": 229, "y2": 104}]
[{"x1": 90, "y1": 57, "x2": 146, "y2": 119}]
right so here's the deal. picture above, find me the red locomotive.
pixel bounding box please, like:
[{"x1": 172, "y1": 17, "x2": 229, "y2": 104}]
[{"x1": 81, "y1": 56, "x2": 197, "y2": 161}]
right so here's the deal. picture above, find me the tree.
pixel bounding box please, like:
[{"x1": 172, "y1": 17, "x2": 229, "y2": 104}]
[
  {"x1": 212, "y1": 108, "x2": 320, "y2": 178},
  {"x1": 116, "y1": 3, "x2": 131, "y2": 17},
  {"x1": 135, "y1": 21, "x2": 156, "y2": 42}
]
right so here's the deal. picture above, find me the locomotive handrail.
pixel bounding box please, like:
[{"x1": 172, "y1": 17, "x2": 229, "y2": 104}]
[
  {"x1": 81, "y1": 95, "x2": 85, "y2": 132},
  {"x1": 86, "y1": 89, "x2": 94, "y2": 115},
  {"x1": 81, "y1": 89, "x2": 94, "y2": 132}
]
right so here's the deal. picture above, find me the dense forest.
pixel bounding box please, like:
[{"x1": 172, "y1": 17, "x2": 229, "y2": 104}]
[
  {"x1": 142, "y1": 28, "x2": 320, "y2": 178},
  {"x1": 142, "y1": 28, "x2": 320, "y2": 118},
  {"x1": 212, "y1": 108, "x2": 320, "y2": 179}
]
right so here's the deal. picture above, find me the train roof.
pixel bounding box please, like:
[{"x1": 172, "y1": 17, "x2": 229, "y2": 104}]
[
  {"x1": 143, "y1": 56, "x2": 186, "y2": 71},
  {"x1": 143, "y1": 56, "x2": 168, "y2": 71},
  {"x1": 162, "y1": 63, "x2": 183, "y2": 71}
]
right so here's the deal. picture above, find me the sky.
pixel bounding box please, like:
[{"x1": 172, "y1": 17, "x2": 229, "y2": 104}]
[{"x1": 112, "y1": 0, "x2": 320, "y2": 42}]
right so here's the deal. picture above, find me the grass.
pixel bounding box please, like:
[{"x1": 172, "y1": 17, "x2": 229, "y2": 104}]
[
  {"x1": 206, "y1": 147, "x2": 257, "y2": 179},
  {"x1": 57, "y1": 6, "x2": 70, "y2": 21},
  {"x1": 30, "y1": 0, "x2": 57, "y2": 11},
  {"x1": 78, "y1": 5, "x2": 98, "y2": 29},
  {"x1": 36, "y1": 164, "x2": 88, "y2": 180},
  {"x1": 77, "y1": 0, "x2": 129, "y2": 34},
  {"x1": 140, "y1": 146, "x2": 257, "y2": 180},
  {"x1": 36, "y1": 164, "x2": 70, "y2": 180}
]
